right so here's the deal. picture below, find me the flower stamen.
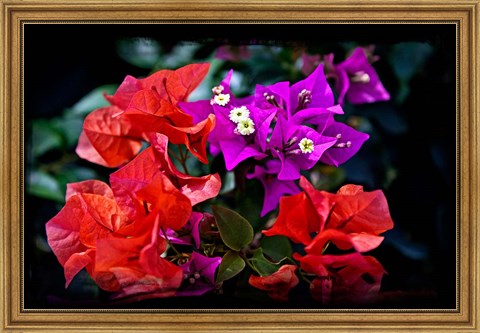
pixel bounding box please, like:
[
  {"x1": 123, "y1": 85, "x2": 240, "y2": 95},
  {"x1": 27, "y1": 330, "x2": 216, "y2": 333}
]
[
  {"x1": 286, "y1": 136, "x2": 298, "y2": 148},
  {"x1": 297, "y1": 89, "x2": 312, "y2": 111},
  {"x1": 350, "y1": 71, "x2": 370, "y2": 84},
  {"x1": 285, "y1": 149, "x2": 301, "y2": 156},
  {"x1": 334, "y1": 140, "x2": 352, "y2": 148},
  {"x1": 263, "y1": 92, "x2": 281, "y2": 108}
]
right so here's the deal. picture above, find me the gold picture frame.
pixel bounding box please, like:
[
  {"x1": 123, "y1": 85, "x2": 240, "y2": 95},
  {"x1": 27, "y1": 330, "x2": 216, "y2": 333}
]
[{"x1": 1, "y1": 0, "x2": 478, "y2": 332}]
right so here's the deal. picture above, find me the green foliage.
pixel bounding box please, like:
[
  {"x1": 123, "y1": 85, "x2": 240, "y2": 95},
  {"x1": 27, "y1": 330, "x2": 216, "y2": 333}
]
[
  {"x1": 65, "y1": 84, "x2": 118, "y2": 117},
  {"x1": 27, "y1": 170, "x2": 64, "y2": 202},
  {"x1": 50, "y1": 117, "x2": 84, "y2": 149},
  {"x1": 31, "y1": 120, "x2": 64, "y2": 158},
  {"x1": 216, "y1": 250, "x2": 246, "y2": 283},
  {"x1": 219, "y1": 171, "x2": 235, "y2": 195},
  {"x1": 28, "y1": 84, "x2": 112, "y2": 202},
  {"x1": 59, "y1": 166, "x2": 98, "y2": 184},
  {"x1": 117, "y1": 38, "x2": 161, "y2": 69},
  {"x1": 248, "y1": 248, "x2": 278, "y2": 276},
  {"x1": 211, "y1": 205, "x2": 253, "y2": 251},
  {"x1": 157, "y1": 43, "x2": 202, "y2": 70},
  {"x1": 260, "y1": 235, "x2": 293, "y2": 263},
  {"x1": 28, "y1": 36, "x2": 449, "y2": 305},
  {"x1": 389, "y1": 42, "x2": 433, "y2": 103}
]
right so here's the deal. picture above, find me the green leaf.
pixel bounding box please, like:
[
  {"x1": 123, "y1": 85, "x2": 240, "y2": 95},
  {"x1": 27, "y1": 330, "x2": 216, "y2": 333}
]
[
  {"x1": 51, "y1": 117, "x2": 84, "y2": 148},
  {"x1": 390, "y1": 42, "x2": 432, "y2": 82},
  {"x1": 310, "y1": 165, "x2": 346, "y2": 192},
  {"x1": 216, "y1": 250, "x2": 246, "y2": 283},
  {"x1": 212, "y1": 205, "x2": 254, "y2": 251},
  {"x1": 65, "y1": 84, "x2": 118, "y2": 117},
  {"x1": 27, "y1": 170, "x2": 64, "y2": 202},
  {"x1": 260, "y1": 235, "x2": 292, "y2": 263},
  {"x1": 219, "y1": 171, "x2": 235, "y2": 194},
  {"x1": 117, "y1": 38, "x2": 161, "y2": 69},
  {"x1": 389, "y1": 42, "x2": 433, "y2": 104},
  {"x1": 31, "y1": 119, "x2": 64, "y2": 157},
  {"x1": 154, "y1": 42, "x2": 200, "y2": 71},
  {"x1": 61, "y1": 166, "x2": 99, "y2": 183},
  {"x1": 249, "y1": 248, "x2": 278, "y2": 276},
  {"x1": 235, "y1": 181, "x2": 263, "y2": 231}
]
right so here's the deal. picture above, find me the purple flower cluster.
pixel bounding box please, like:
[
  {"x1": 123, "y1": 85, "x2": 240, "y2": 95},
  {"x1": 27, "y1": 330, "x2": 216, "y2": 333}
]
[
  {"x1": 180, "y1": 63, "x2": 370, "y2": 216},
  {"x1": 302, "y1": 47, "x2": 390, "y2": 106}
]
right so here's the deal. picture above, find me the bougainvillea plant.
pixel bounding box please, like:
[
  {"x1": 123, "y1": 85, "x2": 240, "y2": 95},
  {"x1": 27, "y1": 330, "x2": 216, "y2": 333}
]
[{"x1": 46, "y1": 46, "x2": 394, "y2": 305}]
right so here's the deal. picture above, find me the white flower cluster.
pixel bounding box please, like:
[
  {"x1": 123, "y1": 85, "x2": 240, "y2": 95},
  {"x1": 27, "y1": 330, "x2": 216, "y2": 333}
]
[{"x1": 229, "y1": 106, "x2": 255, "y2": 136}]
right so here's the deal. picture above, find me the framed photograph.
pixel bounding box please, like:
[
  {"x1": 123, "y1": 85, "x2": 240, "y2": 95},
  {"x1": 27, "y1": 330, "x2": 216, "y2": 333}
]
[{"x1": 1, "y1": 1, "x2": 478, "y2": 332}]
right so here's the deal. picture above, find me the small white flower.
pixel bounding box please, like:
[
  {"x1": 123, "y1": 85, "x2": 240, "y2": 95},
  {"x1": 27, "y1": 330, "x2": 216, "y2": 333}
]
[
  {"x1": 235, "y1": 118, "x2": 255, "y2": 136},
  {"x1": 298, "y1": 137, "x2": 314, "y2": 154},
  {"x1": 229, "y1": 106, "x2": 250, "y2": 123},
  {"x1": 213, "y1": 93, "x2": 230, "y2": 106}
]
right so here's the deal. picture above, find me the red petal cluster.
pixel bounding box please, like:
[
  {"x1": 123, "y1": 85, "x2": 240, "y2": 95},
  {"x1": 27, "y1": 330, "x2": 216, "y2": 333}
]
[
  {"x1": 262, "y1": 176, "x2": 394, "y2": 304},
  {"x1": 46, "y1": 133, "x2": 221, "y2": 299},
  {"x1": 264, "y1": 176, "x2": 393, "y2": 249},
  {"x1": 76, "y1": 63, "x2": 215, "y2": 167},
  {"x1": 295, "y1": 253, "x2": 385, "y2": 305},
  {"x1": 248, "y1": 265, "x2": 299, "y2": 302}
]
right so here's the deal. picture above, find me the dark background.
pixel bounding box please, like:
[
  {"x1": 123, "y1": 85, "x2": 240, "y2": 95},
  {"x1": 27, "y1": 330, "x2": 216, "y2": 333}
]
[{"x1": 24, "y1": 24, "x2": 456, "y2": 309}]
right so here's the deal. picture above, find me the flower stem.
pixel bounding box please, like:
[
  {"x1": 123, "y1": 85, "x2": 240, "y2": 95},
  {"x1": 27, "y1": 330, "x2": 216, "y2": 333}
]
[
  {"x1": 168, "y1": 146, "x2": 190, "y2": 174},
  {"x1": 178, "y1": 145, "x2": 190, "y2": 174},
  {"x1": 168, "y1": 148, "x2": 183, "y2": 165},
  {"x1": 240, "y1": 253, "x2": 258, "y2": 272}
]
